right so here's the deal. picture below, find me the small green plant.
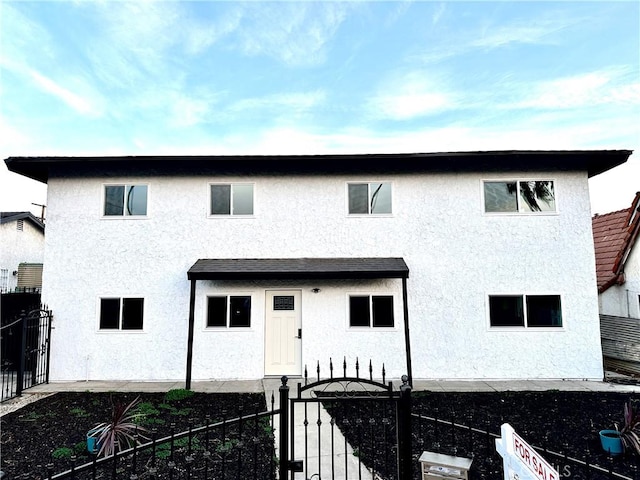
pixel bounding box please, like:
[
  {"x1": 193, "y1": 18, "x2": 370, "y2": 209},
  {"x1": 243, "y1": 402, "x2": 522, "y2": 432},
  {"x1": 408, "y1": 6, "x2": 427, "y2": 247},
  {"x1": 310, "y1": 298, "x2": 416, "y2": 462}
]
[
  {"x1": 215, "y1": 438, "x2": 239, "y2": 454},
  {"x1": 20, "y1": 411, "x2": 45, "y2": 421},
  {"x1": 155, "y1": 437, "x2": 202, "y2": 459},
  {"x1": 164, "y1": 389, "x2": 194, "y2": 402},
  {"x1": 69, "y1": 407, "x2": 90, "y2": 418},
  {"x1": 73, "y1": 441, "x2": 87, "y2": 455},
  {"x1": 52, "y1": 447, "x2": 74, "y2": 459},
  {"x1": 91, "y1": 396, "x2": 149, "y2": 457}
]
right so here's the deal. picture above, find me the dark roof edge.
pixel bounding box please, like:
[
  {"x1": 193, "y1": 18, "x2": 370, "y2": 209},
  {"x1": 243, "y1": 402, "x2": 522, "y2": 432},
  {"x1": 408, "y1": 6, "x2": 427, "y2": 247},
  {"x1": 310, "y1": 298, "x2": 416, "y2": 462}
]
[
  {"x1": 5, "y1": 150, "x2": 633, "y2": 183},
  {"x1": 187, "y1": 257, "x2": 409, "y2": 281},
  {"x1": 0, "y1": 212, "x2": 45, "y2": 231}
]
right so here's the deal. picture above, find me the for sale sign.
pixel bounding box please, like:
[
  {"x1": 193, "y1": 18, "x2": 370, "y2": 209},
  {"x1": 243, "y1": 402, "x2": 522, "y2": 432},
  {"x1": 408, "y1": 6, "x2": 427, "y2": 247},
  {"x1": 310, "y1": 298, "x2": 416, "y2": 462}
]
[{"x1": 496, "y1": 423, "x2": 559, "y2": 480}]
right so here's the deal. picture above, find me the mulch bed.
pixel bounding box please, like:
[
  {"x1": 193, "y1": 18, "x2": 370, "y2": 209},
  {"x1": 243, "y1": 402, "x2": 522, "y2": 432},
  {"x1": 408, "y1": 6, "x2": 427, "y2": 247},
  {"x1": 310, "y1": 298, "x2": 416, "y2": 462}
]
[
  {"x1": 2, "y1": 389, "x2": 639, "y2": 480},
  {"x1": 325, "y1": 390, "x2": 640, "y2": 479},
  {"x1": 0, "y1": 391, "x2": 274, "y2": 480}
]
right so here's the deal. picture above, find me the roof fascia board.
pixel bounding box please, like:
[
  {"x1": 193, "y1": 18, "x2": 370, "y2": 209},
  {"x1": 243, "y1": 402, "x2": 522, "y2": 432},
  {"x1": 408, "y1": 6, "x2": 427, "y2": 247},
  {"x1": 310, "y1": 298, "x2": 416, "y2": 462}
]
[{"x1": 5, "y1": 150, "x2": 633, "y2": 184}]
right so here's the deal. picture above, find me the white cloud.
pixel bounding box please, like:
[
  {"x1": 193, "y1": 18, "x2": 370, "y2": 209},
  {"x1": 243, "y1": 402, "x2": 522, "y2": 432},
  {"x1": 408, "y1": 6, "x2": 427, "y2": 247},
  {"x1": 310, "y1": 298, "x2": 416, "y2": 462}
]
[
  {"x1": 368, "y1": 71, "x2": 456, "y2": 120},
  {"x1": 415, "y1": 10, "x2": 582, "y2": 64},
  {"x1": 27, "y1": 69, "x2": 104, "y2": 117},
  {"x1": 236, "y1": 3, "x2": 350, "y2": 66},
  {"x1": 513, "y1": 68, "x2": 640, "y2": 110},
  {"x1": 230, "y1": 91, "x2": 326, "y2": 114}
]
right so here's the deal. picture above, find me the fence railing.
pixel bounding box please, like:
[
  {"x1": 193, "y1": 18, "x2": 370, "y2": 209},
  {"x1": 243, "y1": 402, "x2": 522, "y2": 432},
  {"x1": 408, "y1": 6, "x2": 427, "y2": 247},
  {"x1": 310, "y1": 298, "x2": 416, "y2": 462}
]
[
  {"x1": 412, "y1": 412, "x2": 640, "y2": 480},
  {"x1": 1, "y1": 306, "x2": 52, "y2": 402},
  {"x1": 47, "y1": 402, "x2": 278, "y2": 479}
]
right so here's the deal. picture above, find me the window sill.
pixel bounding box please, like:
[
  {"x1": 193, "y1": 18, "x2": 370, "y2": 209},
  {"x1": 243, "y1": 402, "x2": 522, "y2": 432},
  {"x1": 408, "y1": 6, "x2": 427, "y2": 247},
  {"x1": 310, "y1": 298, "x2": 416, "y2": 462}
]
[
  {"x1": 203, "y1": 327, "x2": 254, "y2": 332},
  {"x1": 488, "y1": 326, "x2": 564, "y2": 332},
  {"x1": 96, "y1": 329, "x2": 146, "y2": 333},
  {"x1": 347, "y1": 327, "x2": 397, "y2": 332},
  {"x1": 483, "y1": 211, "x2": 559, "y2": 217}
]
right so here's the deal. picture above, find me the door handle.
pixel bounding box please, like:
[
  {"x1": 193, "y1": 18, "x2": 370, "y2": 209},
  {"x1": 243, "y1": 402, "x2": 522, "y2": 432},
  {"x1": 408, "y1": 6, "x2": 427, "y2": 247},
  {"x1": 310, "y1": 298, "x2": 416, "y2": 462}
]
[{"x1": 297, "y1": 328, "x2": 302, "y2": 339}]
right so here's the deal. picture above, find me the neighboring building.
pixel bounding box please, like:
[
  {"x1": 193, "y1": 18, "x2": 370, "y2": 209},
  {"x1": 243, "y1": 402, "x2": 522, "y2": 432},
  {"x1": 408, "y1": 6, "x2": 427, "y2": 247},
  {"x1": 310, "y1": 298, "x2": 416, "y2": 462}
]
[
  {"x1": 0, "y1": 212, "x2": 45, "y2": 293},
  {"x1": 5, "y1": 150, "x2": 632, "y2": 383},
  {"x1": 592, "y1": 192, "x2": 640, "y2": 376},
  {"x1": 592, "y1": 192, "x2": 640, "y2": 318}
]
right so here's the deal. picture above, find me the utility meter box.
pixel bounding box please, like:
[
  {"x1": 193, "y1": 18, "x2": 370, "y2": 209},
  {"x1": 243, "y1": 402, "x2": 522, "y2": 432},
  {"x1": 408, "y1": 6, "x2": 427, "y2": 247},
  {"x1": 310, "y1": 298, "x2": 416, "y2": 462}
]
[{"x1": 419, "y1": 451, "x2": 473, "y2": 480}]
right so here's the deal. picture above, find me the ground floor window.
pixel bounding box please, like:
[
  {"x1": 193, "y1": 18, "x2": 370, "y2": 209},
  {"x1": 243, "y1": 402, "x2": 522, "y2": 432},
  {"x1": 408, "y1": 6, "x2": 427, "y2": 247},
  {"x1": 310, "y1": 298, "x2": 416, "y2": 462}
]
[
  {"x1": 207, "y1": 295, "x2": 251, "y2": 328},
  {"x1": 99, "y1": 297, "x2": 144, "y2": 330},
  {"x1": 489, "y1": 294, "x2": 562, "y2": 328},
  {"x1": 349, "y1": 295, "x2": 394, "y2": 328}
]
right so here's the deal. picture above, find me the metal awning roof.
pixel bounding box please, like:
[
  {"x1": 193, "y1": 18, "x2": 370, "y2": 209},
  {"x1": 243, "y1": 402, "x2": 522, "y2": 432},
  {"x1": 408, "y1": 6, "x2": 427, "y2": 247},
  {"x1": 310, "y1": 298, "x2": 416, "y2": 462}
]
[{"x1": 187, "y1": 257, "x2": 409, "y2": 280}]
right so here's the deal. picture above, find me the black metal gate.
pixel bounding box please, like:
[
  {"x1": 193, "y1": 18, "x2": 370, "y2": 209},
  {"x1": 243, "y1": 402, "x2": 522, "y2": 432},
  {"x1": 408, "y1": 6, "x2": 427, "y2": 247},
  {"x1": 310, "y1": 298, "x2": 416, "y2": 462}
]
[
  {"x1": 278, "y1": 360, "x2": 413, "y2": 480},
  {"x1": 1, "y1": 306, "x2": 53, "y2": 402}
]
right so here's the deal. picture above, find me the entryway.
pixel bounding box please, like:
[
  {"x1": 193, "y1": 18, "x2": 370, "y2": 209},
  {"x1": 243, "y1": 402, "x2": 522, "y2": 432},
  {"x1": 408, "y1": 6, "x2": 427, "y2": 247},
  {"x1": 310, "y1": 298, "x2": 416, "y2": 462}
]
[{"x1": 264, "y1": 290, "x2": 302, "y2": 376}]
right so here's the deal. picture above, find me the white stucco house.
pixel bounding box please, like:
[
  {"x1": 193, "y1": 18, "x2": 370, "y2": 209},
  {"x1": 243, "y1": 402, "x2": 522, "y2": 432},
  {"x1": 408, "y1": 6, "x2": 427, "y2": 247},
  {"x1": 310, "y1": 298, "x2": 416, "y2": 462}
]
[
  {"x1": 4, "y1": 150, "x2": 633, "y2": 384},
  {"x1": 0, "y1": 212, "x2": 45, "y2": 293}
]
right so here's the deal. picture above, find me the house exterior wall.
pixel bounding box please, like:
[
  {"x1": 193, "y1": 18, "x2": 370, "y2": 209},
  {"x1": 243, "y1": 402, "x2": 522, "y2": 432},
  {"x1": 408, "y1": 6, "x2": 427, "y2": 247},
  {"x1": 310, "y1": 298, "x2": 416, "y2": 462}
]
[
  {"x1": 42, "y1": 169, "x2": 604, "y2": 382},
  {"x1": 599, "y1": 244, "x2": 640, "y2": 318},
  {"x1": 0, "y1": 220, "x2": 44, "y2": 292}
]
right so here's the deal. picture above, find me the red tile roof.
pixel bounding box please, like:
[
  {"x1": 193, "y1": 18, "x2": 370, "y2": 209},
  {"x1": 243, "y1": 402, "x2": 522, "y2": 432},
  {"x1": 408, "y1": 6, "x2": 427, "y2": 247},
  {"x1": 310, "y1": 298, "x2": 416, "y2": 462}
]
[{"x1": 593, "y1": 192, "x2": 640, "y2": 292}]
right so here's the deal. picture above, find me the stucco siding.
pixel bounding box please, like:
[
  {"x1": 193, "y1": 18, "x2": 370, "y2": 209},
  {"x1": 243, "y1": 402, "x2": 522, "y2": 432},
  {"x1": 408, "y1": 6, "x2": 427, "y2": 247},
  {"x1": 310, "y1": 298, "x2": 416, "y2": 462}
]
[
  {"x1": 600, "y1": 243, "x2": 640, "y2": 318},
  {"x1": 0, "y1": 220, "x2": 44, "y2": 292},
  {"x1": 42, "y1": 170, "x2": 603, "y2": 381}
]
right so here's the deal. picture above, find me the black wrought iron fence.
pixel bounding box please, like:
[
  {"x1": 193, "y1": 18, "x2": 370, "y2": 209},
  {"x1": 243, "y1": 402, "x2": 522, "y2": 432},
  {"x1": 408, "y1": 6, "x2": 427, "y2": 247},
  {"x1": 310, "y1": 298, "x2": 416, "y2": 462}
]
[
  {"x1": 411, "y1": 412, "x2": 640, "y2": 480},
  {"x1": 46, "y1": 407, "x2": 278, "y2": 480},
  {"x1": 1, "y1": 306, "x2": 52, "y2": 402}
]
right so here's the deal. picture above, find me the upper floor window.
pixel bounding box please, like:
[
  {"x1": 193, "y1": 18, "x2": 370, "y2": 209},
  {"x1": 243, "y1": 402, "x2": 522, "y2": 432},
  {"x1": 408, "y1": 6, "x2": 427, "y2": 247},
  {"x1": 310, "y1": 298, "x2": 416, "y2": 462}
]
[
  {"x1": 207, "y1": 295, "x2": 251, "y2": 328},
  {"x1": 484, "y1": 180, "x2": 555, "y2": 213},
  {"x1": 349, "y1": 295, "x2": 394, "y2": 328},
  {"x1": 488, "y1": 294, "x2": 562, "y2": 328},
  {"x1": 104, "y1": 185, "x2": 148, "y2": 216},
  {"x1": 210, "y1": 184, "x2": 254, "y2": 216},
  {"x1": 99, "y1": 297, "x2": 144, "y2": 330},
  {"x1": 348, "y1": 182, "x2": 392, "y2": 215},
  {"x1": 17, "y1": 219, "x2": 24, "y2": 231}
]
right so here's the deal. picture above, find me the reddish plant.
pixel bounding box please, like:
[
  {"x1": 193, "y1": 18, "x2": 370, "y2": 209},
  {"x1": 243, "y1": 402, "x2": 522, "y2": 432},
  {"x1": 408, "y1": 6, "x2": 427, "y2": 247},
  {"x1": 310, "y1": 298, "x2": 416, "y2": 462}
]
[{"x1": 91, "y1": 396, "x2": 149, "y2": 457}]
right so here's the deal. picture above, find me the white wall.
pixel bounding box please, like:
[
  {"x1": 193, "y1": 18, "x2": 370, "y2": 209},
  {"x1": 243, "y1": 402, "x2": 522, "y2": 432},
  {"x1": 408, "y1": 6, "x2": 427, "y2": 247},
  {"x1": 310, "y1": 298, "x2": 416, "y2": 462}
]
[
  {"x1": 42, "y1": 170, "x2": 604, "y2": 382},
  {"x1": 600, "y1": 243, "x2": 640, "y2": 318},
  {"x1": 0, "y1": 219, "x2": 44, "y2": 292}
]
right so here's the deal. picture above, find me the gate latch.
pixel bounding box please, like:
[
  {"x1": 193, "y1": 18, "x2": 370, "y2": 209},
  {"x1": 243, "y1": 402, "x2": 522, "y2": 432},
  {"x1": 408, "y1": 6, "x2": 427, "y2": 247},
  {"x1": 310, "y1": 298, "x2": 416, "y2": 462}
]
[
  {"x1": 297, "y1": 328, "x2": 302, "y2": 339},
  {"x1": 288, "y1": 460, "x2": 303, "y2": 472}
]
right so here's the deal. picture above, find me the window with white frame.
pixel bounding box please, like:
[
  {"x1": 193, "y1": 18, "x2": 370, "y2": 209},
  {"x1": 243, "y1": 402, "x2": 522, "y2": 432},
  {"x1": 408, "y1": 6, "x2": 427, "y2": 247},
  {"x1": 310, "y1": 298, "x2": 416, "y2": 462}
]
[
  {"x1": 210, "y1": 184, "x2": 254, "y2": 216},
  {"x1": 349, "y1": 295, "x2": 394, "y2": 328},
  {"x1": 207, "y1": 295, "x2": 251, "y2": 327},
  {"x1": 99, "y1": 297, "x2": 144, "y2": 330},
  {"x1": 348, "y1": 182, "x2": 392, "y2": 215},
  {"x1": 488, "y1": 295, "x2": 562, "y2": 328},
  {"x1": 104, "y1": 185, "x2": 148, "y2": 216},
  {"x1": 483, "y1": 180, "x2": 555, "y2": 213}
]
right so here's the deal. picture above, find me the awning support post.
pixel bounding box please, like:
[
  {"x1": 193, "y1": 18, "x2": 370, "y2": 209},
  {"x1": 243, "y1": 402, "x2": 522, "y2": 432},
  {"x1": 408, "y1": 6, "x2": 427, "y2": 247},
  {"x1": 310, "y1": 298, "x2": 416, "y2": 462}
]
[
  {"x1": 402, "y1": 277, "x2": 413, "y2": 386},
  {"x1": 185, "y1": 279, "x2": 197, "y2": 390}
]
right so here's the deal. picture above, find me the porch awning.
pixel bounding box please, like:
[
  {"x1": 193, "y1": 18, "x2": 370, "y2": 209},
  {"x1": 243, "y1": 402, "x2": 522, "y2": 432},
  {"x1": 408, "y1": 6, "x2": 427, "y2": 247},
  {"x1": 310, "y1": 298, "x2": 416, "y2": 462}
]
[{"x1": 187, "y1": 257, "x2": 409, "y2": 280}]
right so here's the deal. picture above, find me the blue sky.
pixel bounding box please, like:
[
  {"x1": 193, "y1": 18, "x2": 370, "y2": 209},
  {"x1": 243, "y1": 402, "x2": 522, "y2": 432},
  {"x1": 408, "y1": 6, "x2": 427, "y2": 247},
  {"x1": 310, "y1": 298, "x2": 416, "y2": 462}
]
[{"x1": 1, "y1": 1, "x2": 638, "y2": 215}]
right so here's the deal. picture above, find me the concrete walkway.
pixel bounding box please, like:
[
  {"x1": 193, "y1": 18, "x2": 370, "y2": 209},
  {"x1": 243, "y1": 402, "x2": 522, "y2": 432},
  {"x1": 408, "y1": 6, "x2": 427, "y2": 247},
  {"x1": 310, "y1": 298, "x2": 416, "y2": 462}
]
[{"x1": 2, "y1": 375, "x2": 638, "y2": 479}]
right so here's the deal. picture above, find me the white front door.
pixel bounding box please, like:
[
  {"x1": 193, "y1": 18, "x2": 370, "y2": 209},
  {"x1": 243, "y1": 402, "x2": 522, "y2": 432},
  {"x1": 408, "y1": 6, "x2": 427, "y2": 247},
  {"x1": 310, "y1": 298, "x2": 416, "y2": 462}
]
[{"x1": 265, "y1": 290, "x2": 302, "y2": 376}]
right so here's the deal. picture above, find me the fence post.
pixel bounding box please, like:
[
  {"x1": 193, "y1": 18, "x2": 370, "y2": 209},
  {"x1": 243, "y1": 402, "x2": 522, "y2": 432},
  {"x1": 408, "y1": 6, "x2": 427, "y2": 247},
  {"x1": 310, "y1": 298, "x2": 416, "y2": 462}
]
[
  {"x1": 16, "y1": 311, "x2": 27, "y2": 396},
  {"x1": 279, "y1": 376, "x2": 290, "y2": 480},
  {"x1": 397, "y1": 374, "x2": 413, "y2": 480}
]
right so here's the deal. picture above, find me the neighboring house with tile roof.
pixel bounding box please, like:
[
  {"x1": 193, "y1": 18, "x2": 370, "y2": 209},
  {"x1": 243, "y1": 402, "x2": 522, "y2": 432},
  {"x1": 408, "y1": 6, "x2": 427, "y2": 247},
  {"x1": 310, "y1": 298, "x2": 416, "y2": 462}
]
[
  {"x1": 592, "y1": 192, "x2": 640, "y2": 318},
  {"x1": 4, "y1": 150, "x2": 633, "y2": 384},
  {"x1": 0, "y1": 212, "x2": 45, "y2": 293}
]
